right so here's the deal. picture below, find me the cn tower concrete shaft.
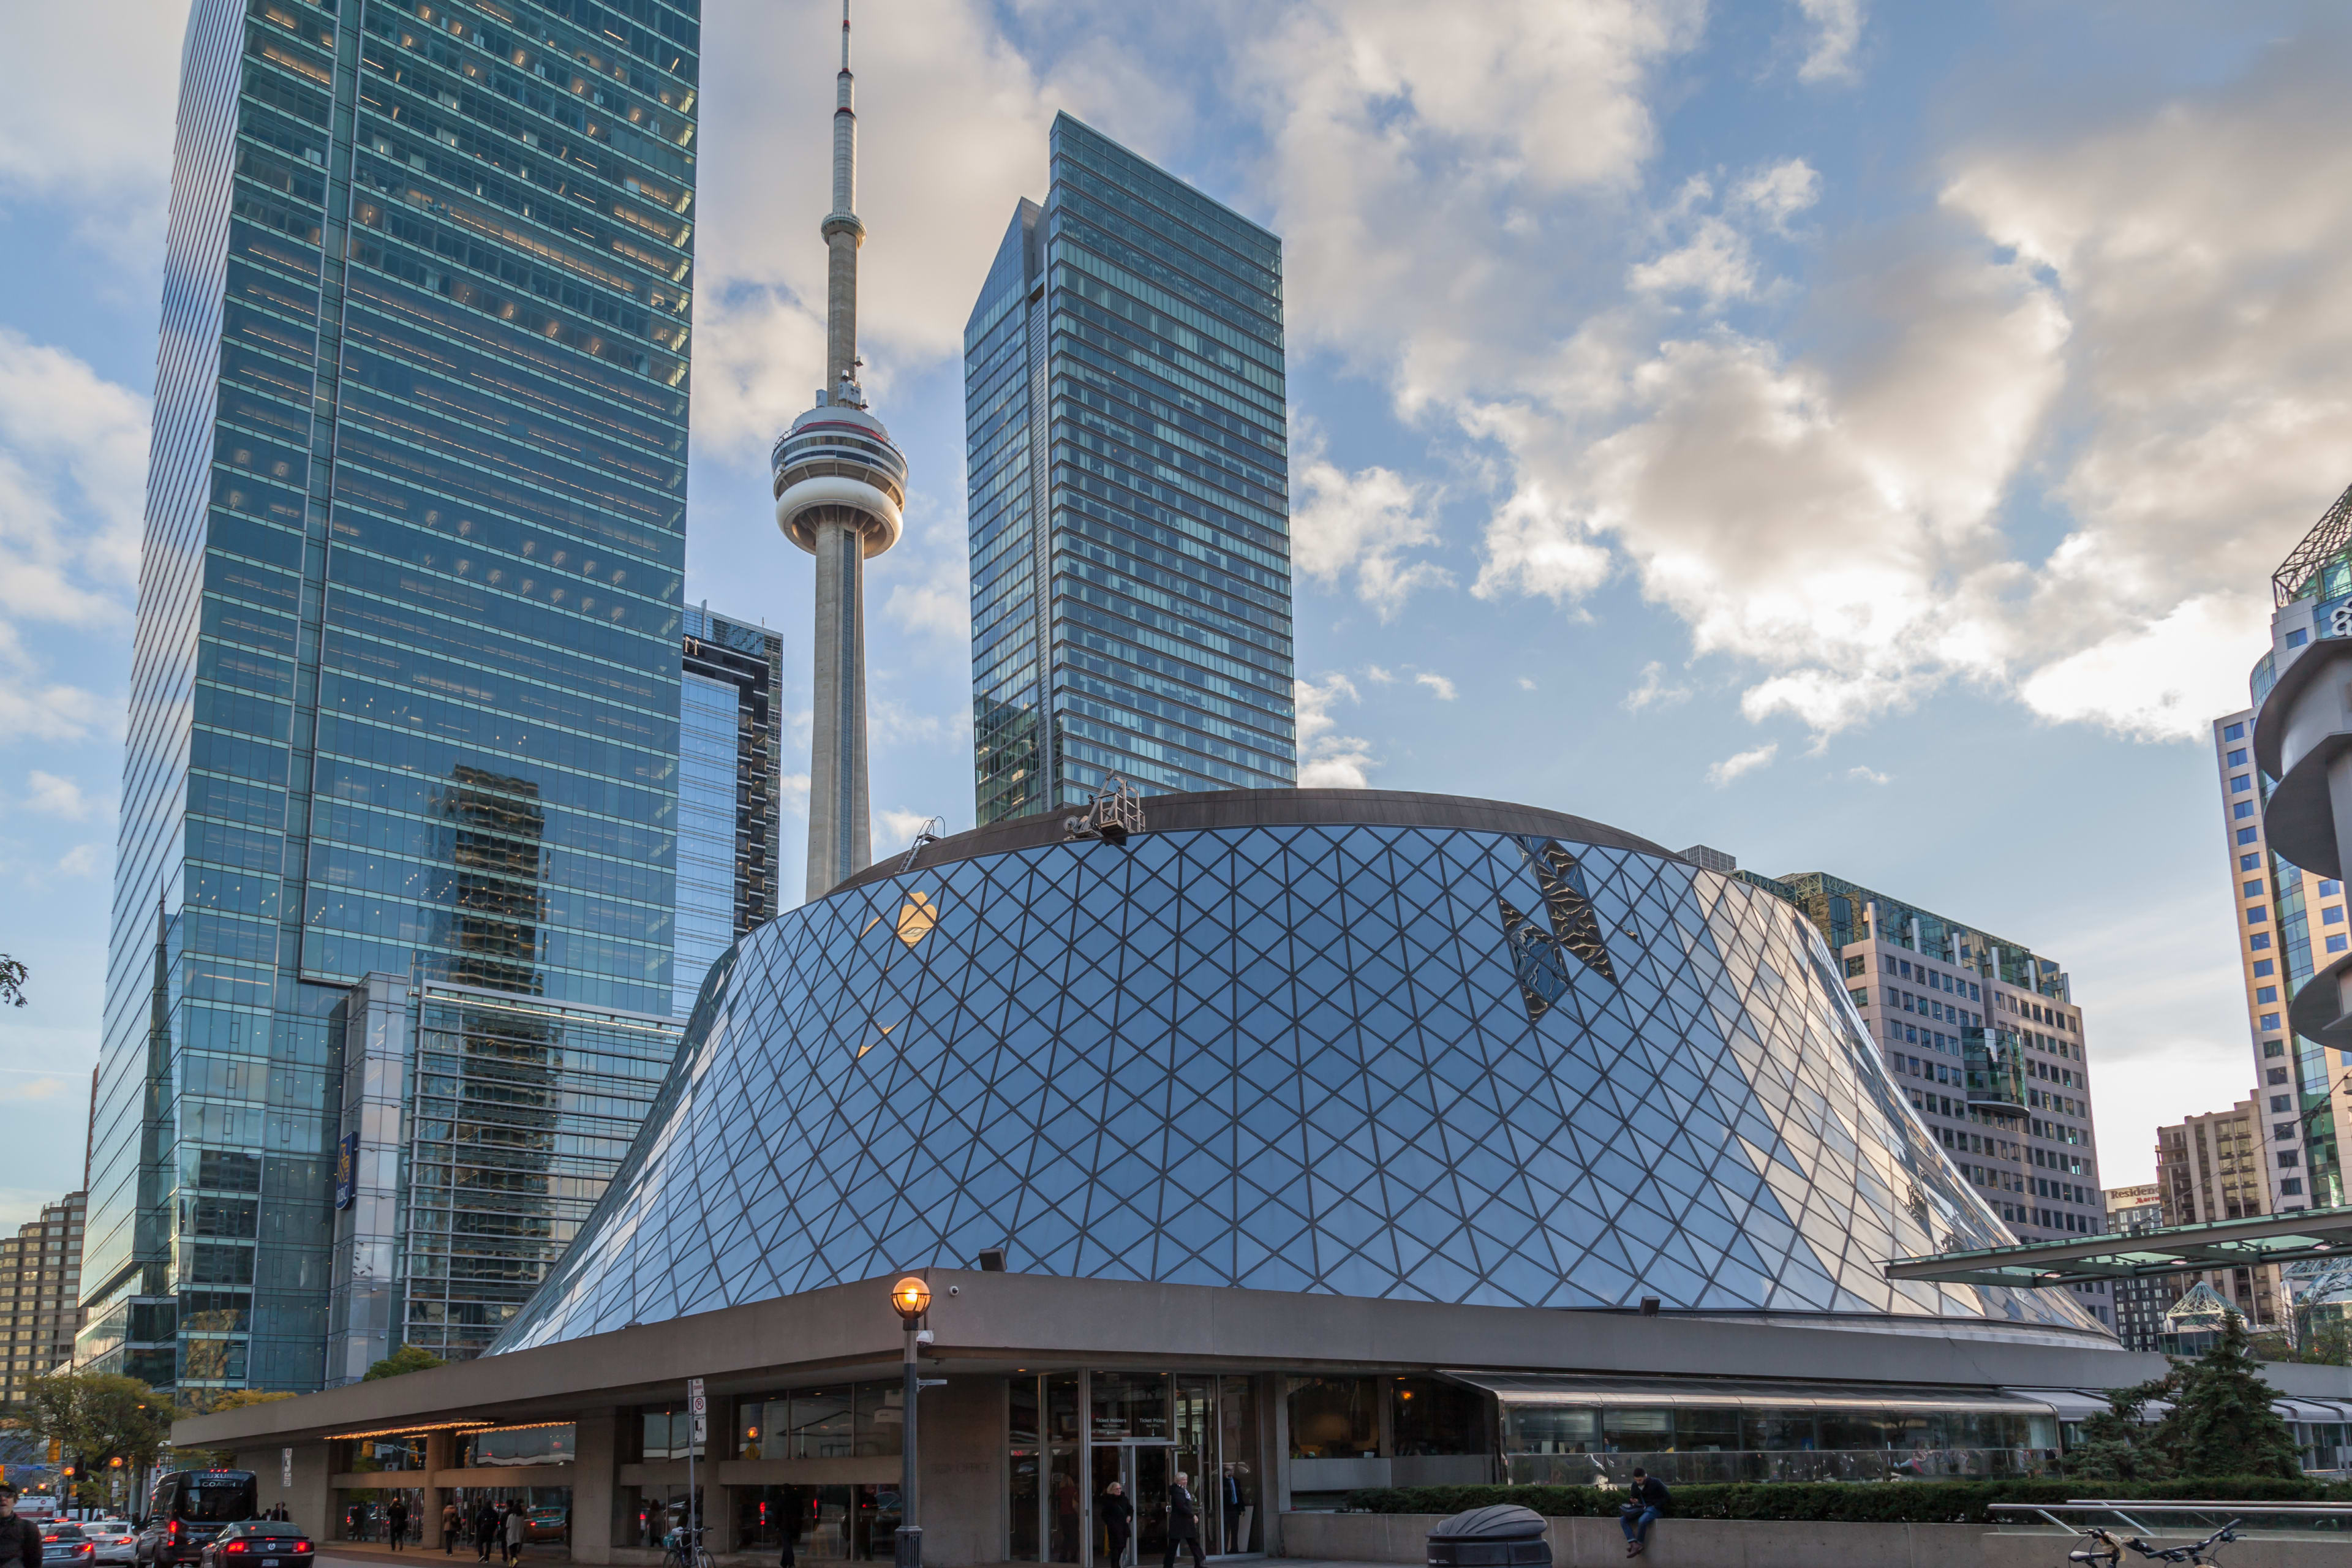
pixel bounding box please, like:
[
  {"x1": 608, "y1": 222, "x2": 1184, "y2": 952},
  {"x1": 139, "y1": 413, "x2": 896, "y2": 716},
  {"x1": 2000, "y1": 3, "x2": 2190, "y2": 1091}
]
[{"x1": 774, "y1": 0, "x2": 903, "y2": 901}]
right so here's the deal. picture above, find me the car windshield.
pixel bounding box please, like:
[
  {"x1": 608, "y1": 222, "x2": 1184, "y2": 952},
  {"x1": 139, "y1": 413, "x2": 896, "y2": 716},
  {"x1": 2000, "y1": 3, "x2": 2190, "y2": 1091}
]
[
  {"x1": 182, "y1": 1481, "x2": 255, "y2": 1525},
  {"x1": 45, "y1": 1526, "x2": 85, "y2": 1539},
  {"x1": 94, "y1": 1524, "x2": 130, "y2": 1533}
]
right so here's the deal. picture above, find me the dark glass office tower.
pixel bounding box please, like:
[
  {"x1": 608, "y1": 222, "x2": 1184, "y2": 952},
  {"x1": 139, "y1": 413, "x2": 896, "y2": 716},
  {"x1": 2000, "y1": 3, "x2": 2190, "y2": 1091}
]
[
  {"x1": 963, "y1": 115, "x2": 1296, "y2": 824},
  {"x1": 88, "y1": 0, "x2": 698, "y2": 1395},
  {"x1": 674, "y1": 605, "x2": 784, "y2": 1017}
]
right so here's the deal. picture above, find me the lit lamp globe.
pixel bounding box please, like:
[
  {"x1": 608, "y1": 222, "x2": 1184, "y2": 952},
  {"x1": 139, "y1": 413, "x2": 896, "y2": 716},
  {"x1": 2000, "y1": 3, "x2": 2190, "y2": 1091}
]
[{"x1": 891, "y1": 1275, "x2": 931, "y2": 1324}]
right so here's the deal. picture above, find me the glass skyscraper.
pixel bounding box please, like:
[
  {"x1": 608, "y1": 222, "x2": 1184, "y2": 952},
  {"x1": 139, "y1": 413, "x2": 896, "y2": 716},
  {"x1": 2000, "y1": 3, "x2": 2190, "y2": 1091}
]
[
  {"x1": 88, "y1": 0, "x2": 699, "y2": 1395},
  {"x1": 963, "y1": 115, "x2": 1296, "y2": 825},
  {"x1": 675, "y1": 605, "x2": 784, "y2": 1018}
]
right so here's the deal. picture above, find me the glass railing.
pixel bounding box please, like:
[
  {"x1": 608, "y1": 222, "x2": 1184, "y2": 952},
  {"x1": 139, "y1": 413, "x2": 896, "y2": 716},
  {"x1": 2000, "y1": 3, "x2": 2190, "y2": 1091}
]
[{"x1": 1504, "y1": 1447, "x2": 2052, "y2": 1486}]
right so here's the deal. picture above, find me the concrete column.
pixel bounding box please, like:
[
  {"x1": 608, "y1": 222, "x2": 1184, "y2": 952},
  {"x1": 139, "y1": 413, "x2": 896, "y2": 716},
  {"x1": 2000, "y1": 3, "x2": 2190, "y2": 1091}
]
[
  {"x1": 571, "y1": 1410, "x2": 624, "y2": 1567},
  {"x1": 236, "y1": 1442, "x2": 331, "y2": 1539},
  {"x1": 919, "y1": 1376, "x2": 1005, "y2": 1568},
  {"x1": 805, "y1": 518, "x2": 870, "y2": 899},
  {"x1": 1260, "y1": 1373, "x2": 1288, "y2": 1558},
  {"x1": 826, "y1": 230, "x2": 860, "y2": 390},
  {"x1": 423, "y1": 1431, "x2": 454, "y2": 1549}
]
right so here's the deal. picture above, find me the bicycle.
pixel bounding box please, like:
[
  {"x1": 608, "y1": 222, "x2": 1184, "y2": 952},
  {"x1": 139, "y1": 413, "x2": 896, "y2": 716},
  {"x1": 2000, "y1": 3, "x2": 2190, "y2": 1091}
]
[
  {"x1": 660, "y1": 1526, "x2": 714, "y2": 1568},
  {"x1": 2067, "y1": 1518, "x2": 2242, "y2": 1567}
]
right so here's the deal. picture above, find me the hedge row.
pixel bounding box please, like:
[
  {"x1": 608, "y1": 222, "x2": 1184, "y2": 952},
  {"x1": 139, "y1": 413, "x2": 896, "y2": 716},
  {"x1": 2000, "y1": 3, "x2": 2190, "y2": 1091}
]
[{"x1": 1340, "y1": 1479, "x2": 2348, "y2": 1524}]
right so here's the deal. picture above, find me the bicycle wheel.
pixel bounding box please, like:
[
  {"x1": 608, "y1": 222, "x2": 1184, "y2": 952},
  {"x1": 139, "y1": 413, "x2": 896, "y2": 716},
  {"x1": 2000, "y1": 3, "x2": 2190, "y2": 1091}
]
[{"x1": 696, "y1": 1550, "x2": 715, "y2": 1568}]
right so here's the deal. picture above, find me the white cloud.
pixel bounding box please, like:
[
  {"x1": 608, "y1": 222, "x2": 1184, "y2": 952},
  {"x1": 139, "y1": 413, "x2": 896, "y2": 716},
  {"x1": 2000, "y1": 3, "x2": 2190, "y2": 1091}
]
[
  {"x1": 1365, "y1": 665, "x2": 1396, "y2": 685},
  {"x1": 1847, "y1": 765, "x2": 1892, "y2": 785},
  {"x1": 1291, "y1": 450, "x2": 1452, "y2": 617},
  {"x1": 55, "y1": 845, "x2": 102, "y2": 878},
  {"x1": 1708, "y1": 742, "x2": 1779, "y2": 786},
  {"x1": 780, "y1": 772, "x2": 812, "y2": 821},
  {"x1": 877, "y1": 809, "x2": 946, "y2": 851},
  {"x1": 10, "y1": 1077, "x2": 69, "y2": 1103},
  {"x1": 0, "y1": 330, "x2": 149, "y2": 630},
  {"x1": 1627, "y1": 216, "x2": 1757, "y2": 305},
  {"x1": 0, "y1": 1, "x2": 181, "y2": 259},
  {"x1": 1622, "y1": 660, "x2": 1691, "y2": 713},
  {"x1": 881, "y1": 530, "x2": 974, "y2": 644},
  {"x1": 1295, "y1": 673, "x2": 1378, "y2": 788},
  {"x1": 1732, "y1": 159, "x2": 1822, "y2": 230},
  {"x1": 1517, "y1": 676, "x2": 1537, "y2": 691},
  {"x1": 1414, "y1": 671, "x2": 1457, "y2": 701},
  {"x1": 24, "y1": 772, "x2": 91, "y2": 820},
  {"x1": 1795, "y1": 0, "x2": 1866, "y2": 84}
]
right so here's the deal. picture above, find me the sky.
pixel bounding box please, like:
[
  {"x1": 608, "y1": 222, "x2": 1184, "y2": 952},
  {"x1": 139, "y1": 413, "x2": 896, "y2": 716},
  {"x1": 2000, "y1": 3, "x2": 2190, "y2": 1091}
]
[{"x1": 0, "y1": 0, "x2": 2345, "y2": 1224}]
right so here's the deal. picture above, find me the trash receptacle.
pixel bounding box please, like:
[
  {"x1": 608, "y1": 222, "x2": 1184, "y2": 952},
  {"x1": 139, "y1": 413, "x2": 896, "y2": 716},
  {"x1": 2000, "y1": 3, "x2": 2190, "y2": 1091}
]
[{"x1": 1425, "y1": 1505, "x2": 1551, "y2": 1568}]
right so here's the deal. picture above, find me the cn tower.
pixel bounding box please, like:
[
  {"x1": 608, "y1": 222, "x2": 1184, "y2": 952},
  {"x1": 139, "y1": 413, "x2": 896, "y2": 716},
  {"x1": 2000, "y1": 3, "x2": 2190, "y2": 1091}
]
[{"x1": 774, "y1": 0, "x2": 906, "y2": 900}]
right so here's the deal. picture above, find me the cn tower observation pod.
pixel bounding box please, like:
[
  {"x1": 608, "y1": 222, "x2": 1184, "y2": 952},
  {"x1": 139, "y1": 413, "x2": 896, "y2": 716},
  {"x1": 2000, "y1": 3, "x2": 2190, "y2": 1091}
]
[{"x1": 772, "y1": 401, "x2": 907, "y2": 558}]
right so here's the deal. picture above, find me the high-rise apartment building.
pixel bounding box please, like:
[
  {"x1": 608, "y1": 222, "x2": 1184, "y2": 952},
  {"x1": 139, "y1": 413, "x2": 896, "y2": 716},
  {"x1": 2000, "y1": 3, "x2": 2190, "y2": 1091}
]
[
  {"x1": 2101, "y1": 1182, "x2": 2179, "y2": 1353},
  {"x1": 2210, "y1": 707, "x2": 2340, "y2": 1214},
  {"x1": 2157, "y1": 1099, "x2": 2282, "y2": 1328},
  {"x1": 675, "y1": 606, "x2": 784, "y2": 1016},
  {"x1": 0, "y1": 1194, "x2": 86, "y2": 1402},
  {"x1": 90, "y1": 0, "x2": 699, "y2": 1395},
  {"x1": 963, "y1": 114, "x2": 1297, "y2": 826},
  {"x1": 1738, "y1": 866, "x2": 2115, "y2": 1327}
]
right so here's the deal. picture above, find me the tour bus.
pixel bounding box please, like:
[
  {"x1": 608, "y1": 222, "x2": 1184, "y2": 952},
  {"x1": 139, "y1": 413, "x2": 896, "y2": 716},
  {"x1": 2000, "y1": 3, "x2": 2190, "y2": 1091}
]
[{"x1": 135, "y1": 1471, "x2": 257, "y2": 1567}]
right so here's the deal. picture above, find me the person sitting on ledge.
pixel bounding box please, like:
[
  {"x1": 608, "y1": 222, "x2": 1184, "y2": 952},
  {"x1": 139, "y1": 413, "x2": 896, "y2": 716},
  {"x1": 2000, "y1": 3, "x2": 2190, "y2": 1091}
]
[{"x1": 1619, "y1": 1468, "x2": 1670, "y2": 1558}]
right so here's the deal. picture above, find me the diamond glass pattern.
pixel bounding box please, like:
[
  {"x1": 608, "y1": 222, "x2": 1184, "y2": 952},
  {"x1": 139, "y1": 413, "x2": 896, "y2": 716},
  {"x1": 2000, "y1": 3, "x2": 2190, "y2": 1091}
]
[{"x1": 491, "y1": 809, "x2": 2107, "y2": 1352}]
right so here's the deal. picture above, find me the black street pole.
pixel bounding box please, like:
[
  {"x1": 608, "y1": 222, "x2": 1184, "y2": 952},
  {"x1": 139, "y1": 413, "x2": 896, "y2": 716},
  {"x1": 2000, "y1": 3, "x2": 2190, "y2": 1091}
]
[
  {"x1": 899, "y1": 1319, "x2": 919, "y2": 1566},
  {"x1": 891, "y1": 1276, "x2": 929, "y2": 1568}
]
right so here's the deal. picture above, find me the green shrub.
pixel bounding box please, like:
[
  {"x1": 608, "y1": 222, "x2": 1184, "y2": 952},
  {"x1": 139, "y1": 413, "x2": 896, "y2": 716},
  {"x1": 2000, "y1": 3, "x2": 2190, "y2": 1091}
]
[{"x1": 1340, "y1": 1477, "x2": 2347, "y2": 1524}]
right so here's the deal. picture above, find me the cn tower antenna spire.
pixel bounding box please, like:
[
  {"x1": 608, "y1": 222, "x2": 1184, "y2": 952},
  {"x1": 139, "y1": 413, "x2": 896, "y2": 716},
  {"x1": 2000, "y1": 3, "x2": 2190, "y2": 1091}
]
[{"x1": 774, "y1": 0, "x2": 905, "y2": 900}]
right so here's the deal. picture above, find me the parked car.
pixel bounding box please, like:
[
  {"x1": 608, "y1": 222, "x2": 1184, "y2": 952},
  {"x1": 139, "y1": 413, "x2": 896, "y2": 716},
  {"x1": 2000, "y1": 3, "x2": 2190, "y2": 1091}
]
[
  {"x1": 85, "y1": 1521, "x2": 138, "y2": 1564},
  {"x1": 42, "y1": 1524, "x2": 97, "y2": 1565},
  {"x1": 196, "y1": 1521, "x2": 312, "y2": 1568}
]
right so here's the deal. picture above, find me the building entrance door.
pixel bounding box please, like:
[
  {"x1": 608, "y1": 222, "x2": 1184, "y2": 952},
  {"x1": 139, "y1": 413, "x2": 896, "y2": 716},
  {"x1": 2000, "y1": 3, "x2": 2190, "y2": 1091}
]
[{"x1": 1088, "y1": 1446, "x2": 1171, "y2": 1567}]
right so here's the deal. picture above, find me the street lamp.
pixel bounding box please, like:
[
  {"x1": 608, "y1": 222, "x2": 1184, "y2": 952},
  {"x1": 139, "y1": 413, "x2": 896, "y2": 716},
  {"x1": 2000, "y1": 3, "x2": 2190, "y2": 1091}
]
[{"x1": 891, "y1": 1276, "x2": 931, "y2": 1568}]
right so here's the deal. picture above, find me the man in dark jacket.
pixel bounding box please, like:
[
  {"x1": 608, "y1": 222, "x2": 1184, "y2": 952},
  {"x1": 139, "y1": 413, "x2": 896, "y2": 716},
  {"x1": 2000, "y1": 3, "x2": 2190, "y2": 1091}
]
[
  {"x1": 1619, "y1": 1469, "x2": 1670, "y2": 1557},
  {"x1": 387, "y1": 1498, "x2": 409, "y2": 1552},
  {"x1": 0, "y1": 1489, "x2": 40, "y2": 1568},
  {"x1": 473, "y1": 1502, "x2": 498, "y2": 1563},
  {"x1": 1096, "y1": 1482, "x2": 1132, "y2": 1567},
  {"x1": 1160, "y1": 1474, "x2": 1204, "y2": 1568}
]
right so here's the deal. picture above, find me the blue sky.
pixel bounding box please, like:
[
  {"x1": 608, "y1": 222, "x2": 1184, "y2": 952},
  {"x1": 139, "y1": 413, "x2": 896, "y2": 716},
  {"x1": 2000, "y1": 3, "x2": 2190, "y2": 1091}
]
[{"x1": 1, "y1": 0, "x2": 2345, "y2": 1221}]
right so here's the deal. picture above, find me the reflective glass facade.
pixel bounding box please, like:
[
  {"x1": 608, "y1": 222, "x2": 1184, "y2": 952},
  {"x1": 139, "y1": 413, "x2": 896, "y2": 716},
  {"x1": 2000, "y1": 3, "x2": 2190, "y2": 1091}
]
[
  {"x1": 494, "y1": 792, "x2": 2104, "y2": 1352},
  {"x1": 398, "y1": 986, "x2": 680, "y2": 1361},
  {"x1": 964, "y1": 116, "x2": 1295, "y2": 826},
  {"x1": 674, "y1": 606, "x2": 784, "y2": 1018},
  {"x1": 91, "y1": 0, "x2": 699, "y2": 1395}
]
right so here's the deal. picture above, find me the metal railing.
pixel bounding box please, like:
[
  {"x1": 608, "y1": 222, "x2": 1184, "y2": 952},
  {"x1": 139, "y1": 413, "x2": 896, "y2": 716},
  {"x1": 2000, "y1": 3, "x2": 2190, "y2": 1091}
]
[{"x1": 1990, "y1": 1501, "x2": 2352, "y2": 1537}]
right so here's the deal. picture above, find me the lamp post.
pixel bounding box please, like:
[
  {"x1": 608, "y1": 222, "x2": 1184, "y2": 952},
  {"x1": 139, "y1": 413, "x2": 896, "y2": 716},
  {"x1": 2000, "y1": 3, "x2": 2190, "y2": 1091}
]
[{"x1": 889, "y1": 1276, "x2": 930, "y2": 1568}]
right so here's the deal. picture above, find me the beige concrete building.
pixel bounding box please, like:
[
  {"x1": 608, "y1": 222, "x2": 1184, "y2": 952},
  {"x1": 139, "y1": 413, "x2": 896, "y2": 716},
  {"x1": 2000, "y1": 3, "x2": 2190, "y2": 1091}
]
[
  {"x1": 0, "y1": 1191, "x2": 86, "y2": 1401},
  {"x1": 2102, "y1": 1183, "x2": 2179, "y2": 1352},
  {"x1": 2157, "y1": 1102, "x2": 2282, "y2": 1327}
]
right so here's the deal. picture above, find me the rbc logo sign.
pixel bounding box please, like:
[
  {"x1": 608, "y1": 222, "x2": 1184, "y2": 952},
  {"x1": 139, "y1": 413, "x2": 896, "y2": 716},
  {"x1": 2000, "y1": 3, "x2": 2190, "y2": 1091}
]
[{"x1": 2331, "y1": 603, "x2": 2352, "y2": 639}]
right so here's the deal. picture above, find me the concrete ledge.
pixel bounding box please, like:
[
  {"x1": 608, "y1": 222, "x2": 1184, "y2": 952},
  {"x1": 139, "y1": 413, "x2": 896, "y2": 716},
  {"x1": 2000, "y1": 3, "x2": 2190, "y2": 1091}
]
[
  {"x1": 1279, "y1": 1513, "x2": 2352, "y2": 1568},
  {"x1": 1282, "y1": 1510, "x2": 1973, "y2": 1568}
]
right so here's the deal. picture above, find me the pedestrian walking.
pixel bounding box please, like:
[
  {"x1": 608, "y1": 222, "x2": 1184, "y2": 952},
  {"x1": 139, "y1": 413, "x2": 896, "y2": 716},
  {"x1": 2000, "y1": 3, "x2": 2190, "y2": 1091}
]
[
  {"x1": 388, "y1": 1498, "x2": 410, "y2": 1553},
  {"x1": 473, "y1": 1502, "x2": 497, "y2": 1564},
  {"x1": 441, "y1": 1502, "x2": 459, "y2": 1555},
  {"x1": 503, "y1": 1502, "x2": 526, "y2": 1566},
  {"x1": 1096, "y1": 1482, "x2": 1132, "y2": 1567},
  {"x1": 1160, "y1": 1474, "x2": 1204, "y2": 1568},
  {"x1": 0, "y1": 1486, "x2": 44, "y2": 1568}
]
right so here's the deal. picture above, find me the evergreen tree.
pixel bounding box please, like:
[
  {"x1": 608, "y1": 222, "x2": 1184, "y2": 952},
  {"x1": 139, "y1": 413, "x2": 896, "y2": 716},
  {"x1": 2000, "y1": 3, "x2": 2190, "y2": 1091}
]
[
  {"x1": 2065, "y1": 1376, "x2": 2176, "y2": 1482},
  {"x1": 2159, "y1": 1313, "x2": 2303, "y2": 1479}
]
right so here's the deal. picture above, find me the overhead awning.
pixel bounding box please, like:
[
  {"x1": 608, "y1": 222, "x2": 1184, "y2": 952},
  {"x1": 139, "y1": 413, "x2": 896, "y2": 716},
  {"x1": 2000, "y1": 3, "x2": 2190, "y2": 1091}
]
[
  {"x1": 2276, "y1": 1398, "x2": 2352, "y2": 1422},
  {"x1": 2008, "y1": 1389, "x2": 2115, "y2": 1422},
  {"x1": 1443, "y1": 1371, "x2": 2056, "y2": 1416},
  {"x1": 1885, "y1": 1205, "x2": 2352, "y2": 1288}
]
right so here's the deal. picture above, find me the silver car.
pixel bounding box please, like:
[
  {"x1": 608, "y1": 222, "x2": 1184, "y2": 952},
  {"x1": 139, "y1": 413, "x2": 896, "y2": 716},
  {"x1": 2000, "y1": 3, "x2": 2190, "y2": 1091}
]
[{"x1": 86, "y1": 1521, "x2": 139, "y2": 1564}]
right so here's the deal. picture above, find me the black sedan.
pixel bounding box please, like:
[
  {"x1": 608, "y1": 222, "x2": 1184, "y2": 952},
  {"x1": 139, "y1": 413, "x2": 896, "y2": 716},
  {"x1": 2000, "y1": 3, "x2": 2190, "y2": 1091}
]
[
  {"x1": 40, "y1": 1525, "x2": 95, "y2": 1566},
  {"x1": 195, "y1": 1523, "x2": 312, "y2": 1568}
]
